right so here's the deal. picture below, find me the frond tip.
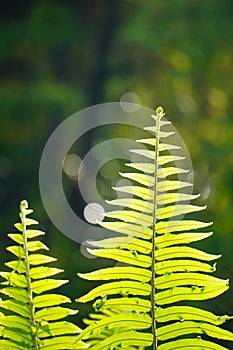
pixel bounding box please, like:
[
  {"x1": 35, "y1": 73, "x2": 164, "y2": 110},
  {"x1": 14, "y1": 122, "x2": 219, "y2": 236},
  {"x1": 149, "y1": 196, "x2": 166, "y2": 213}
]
[
  {"x1": 0, "y1": 200, "x2": 87, "y2": 349},
  {"x1": 77, "y1": 107, "x2": 233, "y2": 349}
]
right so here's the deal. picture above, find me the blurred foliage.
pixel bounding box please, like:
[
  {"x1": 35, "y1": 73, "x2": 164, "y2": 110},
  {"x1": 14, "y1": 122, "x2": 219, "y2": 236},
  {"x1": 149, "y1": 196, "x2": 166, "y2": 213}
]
[{"x1": 0, "y1": 0, "x2": 233, "y2": 338}]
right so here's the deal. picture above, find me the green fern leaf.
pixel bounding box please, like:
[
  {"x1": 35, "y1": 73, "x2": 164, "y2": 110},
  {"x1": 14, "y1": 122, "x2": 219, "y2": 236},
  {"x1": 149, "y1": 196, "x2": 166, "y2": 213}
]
[
  {"x1": 81, "y1": 308, "x2": 151, "y2": 350},
  {"x1": 0, "y1": 200, "x2": 87, "y2": 349},
  {"x1": 77, "y1": 107, "x2": 233, "y2": 349}
]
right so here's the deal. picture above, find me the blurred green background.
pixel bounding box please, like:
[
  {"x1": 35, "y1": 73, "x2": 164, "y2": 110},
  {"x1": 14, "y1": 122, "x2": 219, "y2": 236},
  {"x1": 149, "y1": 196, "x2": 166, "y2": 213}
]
[{"x1": 1, "y1": 0, "x2": 233, "y2": 343}]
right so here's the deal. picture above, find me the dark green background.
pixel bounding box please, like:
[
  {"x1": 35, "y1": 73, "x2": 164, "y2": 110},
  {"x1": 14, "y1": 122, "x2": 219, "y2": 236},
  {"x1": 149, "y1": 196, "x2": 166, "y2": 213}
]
[{"x1": 0, "y1": 0, "x2": 233, "y2": 344}]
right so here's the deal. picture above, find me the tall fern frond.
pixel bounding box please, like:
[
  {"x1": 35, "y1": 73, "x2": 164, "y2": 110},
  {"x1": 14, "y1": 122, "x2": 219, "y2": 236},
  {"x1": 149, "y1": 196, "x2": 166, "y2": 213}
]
[
  {"x1": 77, "y1": 107, "x2": 233, "y2": 350},
  {"x1": 0, "y1": 200, "x2": 86, "y2": 349}
]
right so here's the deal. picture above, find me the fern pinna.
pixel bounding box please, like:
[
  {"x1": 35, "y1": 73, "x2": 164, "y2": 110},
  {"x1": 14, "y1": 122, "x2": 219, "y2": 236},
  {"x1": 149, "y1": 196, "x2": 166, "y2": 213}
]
[
  {"x1": 77, "y1": 107, "x2": 233, "y2": 350},
  {"x1": 0, "y1": 200, "x2": 86, "y2": 349}
]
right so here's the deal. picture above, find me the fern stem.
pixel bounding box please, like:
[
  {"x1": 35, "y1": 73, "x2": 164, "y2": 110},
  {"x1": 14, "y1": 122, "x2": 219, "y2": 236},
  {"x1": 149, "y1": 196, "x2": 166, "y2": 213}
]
[
  {"x1": 20, "y1": 201, "x2": 40, "y2": 350},
  {"x1": 151, "y1": 107, "x2": 163, "y2": 350}
]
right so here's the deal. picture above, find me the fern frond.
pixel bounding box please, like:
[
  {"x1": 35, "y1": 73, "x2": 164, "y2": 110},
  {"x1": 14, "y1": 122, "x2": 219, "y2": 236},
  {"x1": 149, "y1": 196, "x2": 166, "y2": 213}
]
[
  {"x1": 77, "y1": 107, "x2": 233, "y2": 349},
  {"x1": 0, "y1": 200, "x2": 86, "y2": 349}
]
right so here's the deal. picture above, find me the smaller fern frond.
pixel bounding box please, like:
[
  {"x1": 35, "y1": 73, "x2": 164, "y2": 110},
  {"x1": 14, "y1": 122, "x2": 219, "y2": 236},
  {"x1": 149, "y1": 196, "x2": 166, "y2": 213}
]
[{"x1": 0, "y1": 200, "x2": 86, "y2": 349}]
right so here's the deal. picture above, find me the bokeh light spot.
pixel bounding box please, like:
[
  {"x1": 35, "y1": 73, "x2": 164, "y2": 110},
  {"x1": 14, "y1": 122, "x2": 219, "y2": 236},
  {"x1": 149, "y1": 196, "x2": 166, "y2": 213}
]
[
  {"x1": 120, "y1": 92, "x2": 141, "y2": 112},
  {"x1": 99, "y1": 160, "x2": 120, "y2": 179},
  {"x1": 84, "y1": 203, "x2": 105, "y2": 224},
  {"x1": 170, "y1": 51, "x2": 192, "y2": 72},
  {"x1": 176, "y1": 94, "x2": 198, "y2": 115},
  {"x1": 62, "y1": 154, "x2": 82, "y2": 179},
  {"x1": 207, "y1": 87, "x2": 229, "y2": 110},
  {"x1": 80, "y1": 240, "x2": 97, "y2": 259}
]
